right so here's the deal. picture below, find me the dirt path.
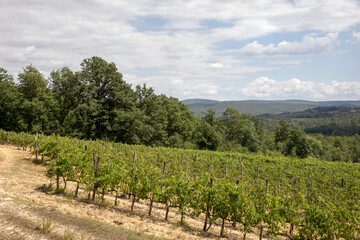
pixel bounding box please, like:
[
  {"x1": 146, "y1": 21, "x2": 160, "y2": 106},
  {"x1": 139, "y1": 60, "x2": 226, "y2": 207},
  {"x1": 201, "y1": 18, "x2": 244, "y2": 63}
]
[{"x1": 0, "y1": 145, "x2": 262, "y2": 240}]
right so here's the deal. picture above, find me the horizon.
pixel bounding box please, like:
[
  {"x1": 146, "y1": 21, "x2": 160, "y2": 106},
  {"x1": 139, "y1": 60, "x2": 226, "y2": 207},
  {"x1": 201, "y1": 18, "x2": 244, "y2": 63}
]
[
  {"x1": 1, "y1": 0, "x2": 360, "y2": 101},
  {"x1": 181, "y1": 98, "x2": 360, "y2": 102}
]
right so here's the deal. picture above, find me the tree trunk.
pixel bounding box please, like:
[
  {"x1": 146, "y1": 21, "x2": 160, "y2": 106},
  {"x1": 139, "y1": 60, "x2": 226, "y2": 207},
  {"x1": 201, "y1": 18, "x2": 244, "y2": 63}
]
[
  {"x1": 131, "y1": 194, "x2": 136, "y2": 211},
  {"x1": 289, "y1": 223, "x2": 294, "y2": 239},
  {"x1": 56, "y1": 175, "x2": 60, "y2": 190},
  {"x1": 75, "y1": 181, "x2": 80, "y2": 198},
  {"x1": 148, "y1": 197, "x2": 153, "y2": 216},
  {"x1": 62, "y1": 176, "x2": 67, "y2": 191},
  {"x1": 220, "y1": 218, "x2": 225, "y2": 236},
  {"x1": 259, "y1": 225, "x2": 263, "y2": 240},
  {"x1": 92, "y1": 184, "x2": 97, "y2": 201},
  {"x1": 203, "y1": 203, "x2": 210, "y2": 231},
  {"x1": 114, "y1": 190, "x2": 118, "y2": 206},
  {"x1": 165, "y1": 202, "x2": 170, "y2": 220},
  {"x1": 101, "y1": 189, "x2": 105, "y2": 202}
]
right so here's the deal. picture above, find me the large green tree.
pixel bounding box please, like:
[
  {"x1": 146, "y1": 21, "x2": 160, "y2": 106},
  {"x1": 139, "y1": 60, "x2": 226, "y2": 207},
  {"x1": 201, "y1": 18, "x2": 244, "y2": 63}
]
[
  {"x1": 68, "y1": 56, "x2": 135, "y2": 140},
  {"x1": 0, "y1": 68, "x2": 20, "y2": 131},
  {"x1": 49, "y1": 67, "x2": 83, "y2": 134},
  {"x1": 222, "y1": 107, "x2": 259, "y2": 152},
  {"x1": 18, "y1": 65, "x2": 55, "y2": 133}
]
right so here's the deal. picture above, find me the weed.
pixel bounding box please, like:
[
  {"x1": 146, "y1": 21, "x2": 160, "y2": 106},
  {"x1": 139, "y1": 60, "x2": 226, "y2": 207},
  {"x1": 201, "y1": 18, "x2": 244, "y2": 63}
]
[
  {"x1": 25, "y1": 220, "x2": 33, "y2": 228},
  {"x1": 62, "y1": 230, "x2": 75, "y2": 240},
  {"x1": 41, "y1": 217, "x2": 52, "y2": 233},
  {"x1": 35, "y1": 220, "x2": 41, "y2": 230},
  {"x1": 51, "y1": 231, "x2": 60, "y2": 238}
]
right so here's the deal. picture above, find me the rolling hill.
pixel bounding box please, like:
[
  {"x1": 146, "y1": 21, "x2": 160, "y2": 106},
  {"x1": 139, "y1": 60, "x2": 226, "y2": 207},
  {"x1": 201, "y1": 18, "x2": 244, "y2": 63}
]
[{"x1": 182, "y1": 99, "x2": 360, "y2": 116}]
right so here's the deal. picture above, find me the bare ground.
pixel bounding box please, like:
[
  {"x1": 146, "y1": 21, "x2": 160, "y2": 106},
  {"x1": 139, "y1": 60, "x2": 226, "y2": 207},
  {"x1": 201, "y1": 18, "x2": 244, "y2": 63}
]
[{"x1": 0, "y1": 145, "x2": 264, "y2": 240}]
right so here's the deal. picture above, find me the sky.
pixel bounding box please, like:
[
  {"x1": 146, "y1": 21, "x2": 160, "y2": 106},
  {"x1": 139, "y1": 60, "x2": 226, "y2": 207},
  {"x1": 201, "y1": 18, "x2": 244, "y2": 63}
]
[{"x1": 1, "y1": 0, "x2": 360, "y2": 101}]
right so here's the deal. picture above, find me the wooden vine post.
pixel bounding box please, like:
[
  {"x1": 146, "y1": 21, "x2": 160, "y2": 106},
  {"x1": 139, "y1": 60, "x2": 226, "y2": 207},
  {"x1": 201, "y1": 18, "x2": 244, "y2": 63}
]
[
  {"x1": 34, "y1": 133, "x2": 38, "y2": 161},
  {"x1": 22, "y1": 133, "x2": 25, "y2": 151},
  {"x1": 265, "y1": 179, "x2": 269, "y2": 194},
  {"x1": 92, "y1": 153, "x2": 100, "y2": 201},
  {"x1": 56, "y1": 153, "x2": 60, "y2": 190},
  {"x1": 133, "y1": 150, "x2": 137, "y2": 163},
  {"x1": 130, "y1": 150, "x2": 137, "y2": 210},
  {"x1": 278, "y1": 182, "x2": 281, "y2": 195},
  {"x1": 163, "y1": 161, "x2": 166, "y2": 176},
  {"x1": 164, "y1": 161, "x2": 171, "y2": 221}
]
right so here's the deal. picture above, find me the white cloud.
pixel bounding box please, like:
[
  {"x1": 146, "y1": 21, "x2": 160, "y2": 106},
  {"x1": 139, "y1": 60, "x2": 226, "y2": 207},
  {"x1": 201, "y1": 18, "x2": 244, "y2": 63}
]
[
  {"x1": 353, "y1": 31, "x2": 360, "y2": 41},
  {"x1": 266, "y1": 60, "x2": 305, "y2": 65},
  {"x1": 209, "y1": 62, "x2": 232, "y2": 69},
  {"x1": 124, "y1": 73, "x2": 219, "y2": 99},
  {"x1": 0, "y1": 0, "x2": 359, "y2": 101},
  {"x1": 237, "y1": 77, "x2": 360, "y2": 100},
  {"x1": 8, "y1": 46, "x2": 36, "y2": 63},
  {"x1": 240, "y1": 33, "x2": 339, "y2": 56}
]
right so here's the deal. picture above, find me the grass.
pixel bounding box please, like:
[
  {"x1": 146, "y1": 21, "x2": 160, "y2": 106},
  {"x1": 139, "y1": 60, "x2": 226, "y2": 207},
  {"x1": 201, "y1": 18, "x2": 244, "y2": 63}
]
[
  {"x1": 62, "y1": 230, "x2": 75, "y2": 240},
  {"x1": 40, "y1": 217, "x2": 52, "y2": 233}
]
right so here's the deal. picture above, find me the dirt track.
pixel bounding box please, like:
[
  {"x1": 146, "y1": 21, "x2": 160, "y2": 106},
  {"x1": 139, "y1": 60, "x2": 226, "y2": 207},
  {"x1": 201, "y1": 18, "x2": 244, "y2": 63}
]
[{"x1": 0, "y1": 145, "x2": 261, "y2": 240}]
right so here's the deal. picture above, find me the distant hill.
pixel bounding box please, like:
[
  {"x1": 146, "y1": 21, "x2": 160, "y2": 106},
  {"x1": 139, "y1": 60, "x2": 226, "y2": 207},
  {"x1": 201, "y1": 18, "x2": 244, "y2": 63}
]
[
  {"x1": 181, "y1": 99, "x2": 220, "y2": 105},
  {"x1": 182, "y1": 99, "x2": 360, "y2": 116},
  {"x1": 260, "y1": 106, "x2": 360, "y2": 120},
  {"x1": 261, "y1": 106, "x2": 360, "y2": 136}
]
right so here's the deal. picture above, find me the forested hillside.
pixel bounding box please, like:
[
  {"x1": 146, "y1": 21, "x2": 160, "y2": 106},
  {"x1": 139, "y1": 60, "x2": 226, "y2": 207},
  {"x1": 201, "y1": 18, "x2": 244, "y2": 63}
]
[
  {"x1": 183, "y1": 98, "x2": 360, "y2": 116},
  {"x1": 1, "y1": 56, "x2": 359, "y2": 162},
  {"x1": 261, "y1": 107, "x2": 360, "y2": 136}
]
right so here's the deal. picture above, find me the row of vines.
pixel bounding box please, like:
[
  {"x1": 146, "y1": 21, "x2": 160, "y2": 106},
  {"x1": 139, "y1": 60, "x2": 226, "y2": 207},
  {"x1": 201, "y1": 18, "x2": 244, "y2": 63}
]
[{"x1": 0, "y1": 129, "x2": 359, "y2": 239}]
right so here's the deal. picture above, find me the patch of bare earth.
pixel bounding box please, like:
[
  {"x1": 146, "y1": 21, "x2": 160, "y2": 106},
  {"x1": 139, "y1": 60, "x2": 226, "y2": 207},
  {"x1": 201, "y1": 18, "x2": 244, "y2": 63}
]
[{"x1": 0, "y1": 145, "x2": 264, "y2": 240}]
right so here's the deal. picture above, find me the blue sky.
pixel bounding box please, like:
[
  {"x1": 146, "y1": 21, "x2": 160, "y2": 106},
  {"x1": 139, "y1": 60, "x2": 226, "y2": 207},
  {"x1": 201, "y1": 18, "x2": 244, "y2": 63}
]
[{"x1": 0, "y1": 0, "x2": 359, "y2": 101}]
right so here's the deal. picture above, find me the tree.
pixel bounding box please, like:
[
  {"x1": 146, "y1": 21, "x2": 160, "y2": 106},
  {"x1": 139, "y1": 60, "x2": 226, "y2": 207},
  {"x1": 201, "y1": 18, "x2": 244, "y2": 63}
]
[
  {"x1": 18, "y1": 65, "x2": 55, "y2": 133},
  {"x1": 285, "y1": 126, "x2": 309, "y2": 158},
  {"x1": 164, "y1": 97, "x2": 197, "y2": 147},
  {"x1": 204, "y1": 109, "x2": 218, "y2": 126},
  {"x1": 275, "y1": 119, "x2": 291, "y2": 144},
  {"x1": 49, "y1": 67, "x2": 82, "y2": 134},
  {"x1": 0, "y1": 67, "x2": 20, "y2": 131},
  {"x1": 222, "y1": 107, "x2": 259, "y2": 152},
  {"x1": 69, "y1": 56, "x2": 135, "y2": 140},
  {"x1": 134, "y1": 84, "x2": 168, "y2": 145},
  {"x1": 195, "y1": 121, "x2": 221, "y2": 150}
]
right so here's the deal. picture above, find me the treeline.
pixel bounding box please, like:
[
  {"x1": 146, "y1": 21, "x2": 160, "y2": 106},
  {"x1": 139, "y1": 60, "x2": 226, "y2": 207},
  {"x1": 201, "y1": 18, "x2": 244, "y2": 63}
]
[
  {"x1": 300, "y1": 113, "x2": 360, "y2": 136},
  {"x1": 0, "y1": 56, "x2": 359, "y2": 162},
  {"x1": 262, "y1": 106, "x2": 360, "y2": 136}
]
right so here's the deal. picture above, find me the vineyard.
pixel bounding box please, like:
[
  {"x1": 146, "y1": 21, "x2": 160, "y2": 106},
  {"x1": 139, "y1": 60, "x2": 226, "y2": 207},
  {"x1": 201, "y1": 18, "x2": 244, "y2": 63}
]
[{"x1": 0, "y1": 129, "x2": 359, "y2": 239}]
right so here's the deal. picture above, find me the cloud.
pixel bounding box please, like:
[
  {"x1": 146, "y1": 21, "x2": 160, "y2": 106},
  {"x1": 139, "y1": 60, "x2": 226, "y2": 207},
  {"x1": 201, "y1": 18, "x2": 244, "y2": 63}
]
[
  {"x1": 124, "y1": 73, "x2": 219, "y2": 99},
  {"x1": 266, "y1": 60, "x2": 305, "y2": 65},
  {"x1": 237, "y1": 77, "x2": 360, "y2": 100},
  {"x1": 0, "y1": 0, "x2": 359, "y2": 101},
  {"x1": 7, "y1": 46, "x2": 36, "y2": 63},
  {"x1": 209, "y1": 62, "x2": 232, "y2": 69},
  {"x1": 240, "y1": 33, "x2": 339, "y2": 56},
  {"x1": 353, "y1": 31, "x2": 360, "y2": 41}
]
